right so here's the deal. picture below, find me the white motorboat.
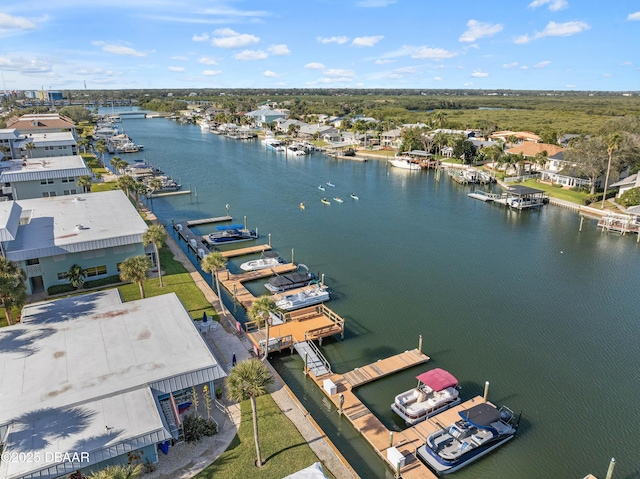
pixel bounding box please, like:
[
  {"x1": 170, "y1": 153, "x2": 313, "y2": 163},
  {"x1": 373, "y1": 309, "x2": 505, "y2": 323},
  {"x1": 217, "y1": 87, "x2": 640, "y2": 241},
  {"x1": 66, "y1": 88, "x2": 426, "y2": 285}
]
[
  {"x1": 264, "y1": 139, "x2": 286, "y2": 152},
  {"x1": 274, "y1": 285, "x2": 330, "y2": 311},
  {"x1": 287, "y1": 144, "x2": 306, "y2": 156},
  {"x1": 389, "y1": 158, "x2": 421, "y2": 170},
  {"x1": 240, "y1": 251, "x2": 284, "y2": 272},
  {"x1": 417, "y1": 403, "x2": 519, "y2": 474},
  {"x1": 391, "y1": 368, "x2": 460, "y2": 425}
]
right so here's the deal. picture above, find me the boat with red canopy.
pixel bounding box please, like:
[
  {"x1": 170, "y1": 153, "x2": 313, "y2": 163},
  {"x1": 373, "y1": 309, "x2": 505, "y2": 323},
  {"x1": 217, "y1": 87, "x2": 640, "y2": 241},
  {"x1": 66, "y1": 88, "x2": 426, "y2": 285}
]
[{"x1": 391, "y1": 368, "x2": 461, "y2": 425}]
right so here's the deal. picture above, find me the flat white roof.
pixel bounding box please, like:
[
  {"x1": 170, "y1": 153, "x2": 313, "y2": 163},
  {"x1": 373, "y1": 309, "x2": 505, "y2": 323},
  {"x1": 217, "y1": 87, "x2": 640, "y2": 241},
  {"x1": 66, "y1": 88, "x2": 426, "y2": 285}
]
[
  {"x1": 4, "y1": 190, "x2": 148, "y2": 261},
  {"x1": 16, "y1": 131, "x2": 76, "y2": 147},
  {"x1": 0, "y1": 291, "x2": 225, "y2": 478},
  {"x1": 0, "y1": 156, "x2": 90, "y2": 183}
]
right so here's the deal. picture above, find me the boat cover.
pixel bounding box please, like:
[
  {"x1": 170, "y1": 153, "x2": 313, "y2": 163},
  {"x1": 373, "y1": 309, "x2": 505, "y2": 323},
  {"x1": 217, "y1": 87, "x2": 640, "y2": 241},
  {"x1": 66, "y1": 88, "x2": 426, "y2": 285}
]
[
  {"x1": 269, "y1": 272, "x2": 312, "y2": 287},
  {"x1": 263, "y1": 250, "x2": 280, "y2": 258},
  {"x1": 416, "y1": 368, "x2": 458, "y2": 391},
  {"x1": 458, "y1": 403, "x2": 500, "y2": 429}
]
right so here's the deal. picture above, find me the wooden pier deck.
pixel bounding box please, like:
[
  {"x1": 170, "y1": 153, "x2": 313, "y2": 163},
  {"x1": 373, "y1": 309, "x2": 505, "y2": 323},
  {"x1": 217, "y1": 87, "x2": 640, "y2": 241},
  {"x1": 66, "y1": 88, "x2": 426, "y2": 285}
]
[
  {"x1": 147, "y1": 189, "x2": 191, "y2": 198},
  {"x1": 219, "y1": 244, "x2": 271, "y2": 258},
  {"x1": 306, "y1": 349, "x2": 488, "y2": 478},
  {"x1": 186, "y1": 215, "x2": 232, "y2": 226},
  {"x1": 172, "y1": 221, "x2": 210, "y2": 258}
]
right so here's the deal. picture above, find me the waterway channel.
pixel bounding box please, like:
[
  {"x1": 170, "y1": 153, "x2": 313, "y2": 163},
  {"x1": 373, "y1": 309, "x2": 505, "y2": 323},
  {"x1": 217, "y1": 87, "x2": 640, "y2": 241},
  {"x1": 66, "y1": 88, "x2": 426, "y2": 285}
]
[{"x1": 108, "y1": 110, "x2": 640, "y2": 479}]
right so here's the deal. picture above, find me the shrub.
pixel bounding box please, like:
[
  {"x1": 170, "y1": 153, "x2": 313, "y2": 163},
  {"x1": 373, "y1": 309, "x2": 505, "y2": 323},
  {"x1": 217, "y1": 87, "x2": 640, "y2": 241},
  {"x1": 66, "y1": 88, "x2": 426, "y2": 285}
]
[
  {"x1": 183, "y1": 414, "x2": 217, "y2": 443},
  {"x1": 552, "y1": 183, "x2": 564, "y2": 188},
  {"x1": 47, "y1": 284, "x2": 76, "y2": 295},
  {"x1": 618, "y1": 187, "x2": 640, "y2": 208},
  {"x1": 84, "y1": 275, "x2": 121, "y2": 288}
]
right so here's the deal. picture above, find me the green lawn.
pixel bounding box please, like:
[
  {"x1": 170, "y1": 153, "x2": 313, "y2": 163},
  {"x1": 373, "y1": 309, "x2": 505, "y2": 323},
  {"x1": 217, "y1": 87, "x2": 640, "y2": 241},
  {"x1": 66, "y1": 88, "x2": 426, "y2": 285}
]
[
  {"x1": 518, "y1": 179, "x2": 588, "y2": 204},
  {"x1": 195, "y1": 394, "x2": 335, "y2": 479},
  {"x1": 91, "y1": 181, "x2": 116, "y2": 192}
]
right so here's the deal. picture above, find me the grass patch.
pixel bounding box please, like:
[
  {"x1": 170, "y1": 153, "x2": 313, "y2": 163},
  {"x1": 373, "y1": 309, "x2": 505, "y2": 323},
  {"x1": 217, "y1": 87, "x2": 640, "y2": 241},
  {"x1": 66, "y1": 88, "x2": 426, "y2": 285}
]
[
  {"x1": 159, "y1": 247, "x2": 189, "y2": 275},
  {"x1": 92, "y1": 182, "x2": 116, "y2": 193},
  {"x1": 116, "y1": 273, "x2": 216, "y2": 320},
  {"x1": 195, "y1": 395, "x2": 335, "y2": 479},
  {"x1": 519, "y1": 179, "x2": 588, "y2": 204}
]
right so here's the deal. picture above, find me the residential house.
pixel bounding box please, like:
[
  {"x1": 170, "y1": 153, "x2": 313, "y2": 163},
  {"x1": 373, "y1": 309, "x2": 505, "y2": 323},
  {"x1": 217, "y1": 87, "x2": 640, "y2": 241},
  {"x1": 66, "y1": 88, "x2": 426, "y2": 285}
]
[
  {"x1": 0, "y1": 190, "x2": 148, "y2": 295},
  {"x1": 610, "y1": 173, "x2": 640, "y2": 197},
  {"x1": 298, "y1": 124, "x2": 340, "y2": 142},
  {"x1": 0, "y1": 289, "x2": 226, "y2": 479},
  {"x1": 0, "y1": 155, "x2": 92, "y2": 200},
  {"x1": 381, "y1": 128, "x2": 402, "y2": 149},
  {"x1": 0, "y1": 129, "x2": 22, "y2": 160},
  {"x1": 245, "y1": 107, "x2": 288, "y2": 127},
  {"x1": 506, "y1": 142, "x2": 564, "y2": 177},
  {"x1": 16, "y1": 131, "x2": 78, "y2": 159},
  {"x1": 277, "y1": 119, "x2": 307, "y2": 134},
  {"x1": 490, "y1": 130, "x2": 541, "y2": 143}
]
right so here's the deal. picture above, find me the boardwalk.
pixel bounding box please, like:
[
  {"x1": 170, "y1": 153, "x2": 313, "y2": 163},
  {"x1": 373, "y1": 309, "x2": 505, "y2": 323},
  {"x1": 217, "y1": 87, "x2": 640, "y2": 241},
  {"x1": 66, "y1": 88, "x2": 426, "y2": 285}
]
[
  {"x1": 219, "y1": 263, "x2": 298, "y2": 309},
  {"x1": 219, "y1": 244, "x2": 272, "y2": 258}
]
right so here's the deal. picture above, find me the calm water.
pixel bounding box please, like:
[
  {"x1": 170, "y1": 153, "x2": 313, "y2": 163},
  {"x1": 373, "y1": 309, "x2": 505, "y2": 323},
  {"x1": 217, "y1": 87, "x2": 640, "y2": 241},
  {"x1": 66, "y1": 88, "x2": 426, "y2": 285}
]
[{"x1": 111, "y1": 111, "x2": 640, "y2": 479}]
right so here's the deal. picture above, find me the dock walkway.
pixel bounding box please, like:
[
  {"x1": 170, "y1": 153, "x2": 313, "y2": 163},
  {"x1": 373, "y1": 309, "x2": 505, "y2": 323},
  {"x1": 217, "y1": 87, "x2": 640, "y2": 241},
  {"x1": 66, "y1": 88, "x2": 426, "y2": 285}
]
[{"x1": 219, "y1": 263, "x2": 297, "y2": 309}]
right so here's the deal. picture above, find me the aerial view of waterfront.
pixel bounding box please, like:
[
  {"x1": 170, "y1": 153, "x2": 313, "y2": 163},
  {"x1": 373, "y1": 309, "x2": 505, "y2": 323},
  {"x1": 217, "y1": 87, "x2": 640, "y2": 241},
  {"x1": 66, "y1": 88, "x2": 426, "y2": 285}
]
[{"x1": 113, "y1": 113, "x2": 640, "y2": 479}]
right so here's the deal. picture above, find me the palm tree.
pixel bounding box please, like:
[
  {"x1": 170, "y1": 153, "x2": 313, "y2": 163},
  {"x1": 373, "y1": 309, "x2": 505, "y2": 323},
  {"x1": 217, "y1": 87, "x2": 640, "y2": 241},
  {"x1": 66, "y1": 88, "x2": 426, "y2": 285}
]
[
  {"x1": 87, "y1": 463, "x2": 143, "y2": 479},
  {"x1": 66, "y1": 264, "x2": 87, "y2": 289},
  {"x1": 225, "y1": 359, "x2": 274, "y2": 468},
  {"x1": 602, "y1": 133, "x2": 622, "y2": 208},
  {"x1": 119, "y1": 255, "x2": 151, "y2": 299},
  {"x1": 142, "y1": 224, "x2": 167, "y2": 287},
  {"x1": 201, "y1": 252, "x2": 228, "y2": 316},
  {"x1": 77, "y1": 137, "x2": 91, "y2": 154},
  {"x1": 116, "y1": 174, "x2": 136, "y2": 199},
  {"x1": 433, "y1": 111, "x2": 447, "y2": 129},
  {"x1": 77, "y1": 175, "x2": 92, "y2": 193},
  {"x1": 95, "y1": 139, "x2": 107, "y2": 165},
  {"x1": 110, "y1": 156, "x2": 126, "y2": 177},
  {"x1": 249, "y1": 295, "x2": 281, "y2": 360},
  {"x1": 147, "y1": 177, "x2": 163, "y2": 196},
  {"x1": 0, "y1": 257, "x2": 26, "y2": 326},
  {"x1": 23, "y1": 141, "x2": 35, "y2": 159}
]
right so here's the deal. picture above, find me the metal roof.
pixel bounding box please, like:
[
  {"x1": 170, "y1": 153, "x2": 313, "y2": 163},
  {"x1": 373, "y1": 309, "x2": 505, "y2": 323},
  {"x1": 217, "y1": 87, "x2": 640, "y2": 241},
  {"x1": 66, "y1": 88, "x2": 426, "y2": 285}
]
[
  {"x1": 0, "y1": 201, "x2": 21, "y2": 242},
  {"x1": 506, "y1": 185, "x2": 546, "y2": 196},
  {"x1": 0, "y1": 156, "x2": 89, "y2": 183},
  {"x1": 0, "y1": 291, "x2": 225, "y2": 479},
  {"x1": 4, "y1": 190, "x2": 148, "y2": 261}
]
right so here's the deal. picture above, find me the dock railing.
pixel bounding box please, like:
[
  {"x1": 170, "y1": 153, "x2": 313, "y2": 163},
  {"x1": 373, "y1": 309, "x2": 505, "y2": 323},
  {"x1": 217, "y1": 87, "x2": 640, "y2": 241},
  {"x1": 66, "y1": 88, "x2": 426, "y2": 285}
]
[{"x1": 299, "y1": 338, "x2": 332, "y2": 376}]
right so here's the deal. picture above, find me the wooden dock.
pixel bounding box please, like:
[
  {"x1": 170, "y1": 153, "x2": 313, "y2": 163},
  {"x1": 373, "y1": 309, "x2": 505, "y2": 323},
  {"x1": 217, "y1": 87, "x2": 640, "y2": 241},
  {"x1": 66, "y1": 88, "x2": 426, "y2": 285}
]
[
  {"x1": 172, "y1": 221, "x2": 210, "y2": 258},
  {"x1": 219, "y1": 244, "x2": 272, "y2": 258},
  {"x1": 147, "y1": 189, "x2": 191, "y2": 198},
  {"x1": 219, "y1": 263, "x2": 298, "y2": 309},
  {"x1": 186, "y1": 215, "x2": 232, "y2": 226},
  {"x1": 306, "y1": 349, "x2": 489, "y2": 478}
]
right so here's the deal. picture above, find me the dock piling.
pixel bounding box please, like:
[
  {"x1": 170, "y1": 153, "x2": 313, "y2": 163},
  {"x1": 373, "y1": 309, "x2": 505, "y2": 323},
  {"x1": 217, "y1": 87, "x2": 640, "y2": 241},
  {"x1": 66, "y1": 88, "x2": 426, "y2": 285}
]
[
  {"x1": 321, "y1": 273, "x2": 325, "y2": 287},
  {"x1": 291, "y1": 248, "x2": 295, "y2": 265},
  {"x1": 419, "y1": 334, "x2": 423, "y2": 353},
  {"x1": 483, "y1": 381, "x2": 490, "y2": 402},
  {"x1": 268, "y1": 233, "x2": 271, "y2": 247},
  {"x1": 579, "y1": 216, "x2": 584, "y2": 232},
  {"x1": 244, "y1": 215, "x2": 247, "y2": 230},
  {"x1": 606, "y1": 458, "x2": 616, "y2": 479},
  {"x1": 226, "y1": 204, "x2": 230, "y2": 217},
  {"x1": 389, "y1": 431, "x2": 393, "y2": 447},
  {"x1": 304, "y1": 352, "x2": 308, "y2": 376},
  {"x1": 339, "y1": 393, "x2": 344, "y2": 415}
]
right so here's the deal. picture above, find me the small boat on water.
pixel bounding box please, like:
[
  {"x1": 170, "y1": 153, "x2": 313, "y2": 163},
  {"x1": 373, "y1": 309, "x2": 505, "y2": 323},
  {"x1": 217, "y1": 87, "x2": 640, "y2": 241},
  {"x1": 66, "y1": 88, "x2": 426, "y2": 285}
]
[
  {"x1": 275, "y1": 284, "x2": 330, "y2": 311},
  {"x1": 350, "y1": 193, "x2": 359, "y2": 200},
  {"x1": 326, "y1": 182, "x2": 335, "y2": 187},
  {"x1": 240, "y1": 251, "x2": 284, "y2": 272},
  {"x1": 333, "y1": 197, "x2": 343, "y2": 203},
  {"x1": 389, "y1": 158, "x2": 421, "y2": 170},
  {"x1": 321, "y1": 198, "x2": 330, "y2": 205},
  {"x1": 300, "y1": 202, "x2": 305, "y2": 210},
  {"x1": 318, "y1": 185, "x2": 325, "y2": 191},
  {"x1": 391, "y1": 368, "x2": 460, "y2": 425},
  {"x1": 417, "y1": 403, "x2": 519, "y2": 475},
  {"x1": 264, "y1": 138, "x2": 286, "y2": 152},
  {"x1": 208, "y1": 226, "x2": 258, "y2": 245},
  {"x1": 265, "y1": 264, "x2": 316, "y2": 293}
]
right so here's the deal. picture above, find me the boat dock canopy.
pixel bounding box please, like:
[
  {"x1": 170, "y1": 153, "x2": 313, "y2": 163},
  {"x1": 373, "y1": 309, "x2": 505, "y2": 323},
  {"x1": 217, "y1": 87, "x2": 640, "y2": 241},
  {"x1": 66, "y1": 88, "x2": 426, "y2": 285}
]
[
  {"x1": 505, "y1": 185, "x2": 545, "y2": 197},
  {"x1": 416, "y1": 368, "x2": 458, "y2": 391},
  {"x1": 458, "y1": 403, "x2": 501, "y2": 428}
]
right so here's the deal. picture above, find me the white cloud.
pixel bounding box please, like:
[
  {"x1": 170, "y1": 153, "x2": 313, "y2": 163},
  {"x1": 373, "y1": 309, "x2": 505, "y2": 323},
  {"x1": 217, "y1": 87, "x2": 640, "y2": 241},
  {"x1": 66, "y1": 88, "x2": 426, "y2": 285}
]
[
  {"x1": 317, "y1": 36, "x2": 349, "y2": 44},
  {"x1": 93, "y1": 41, "x2": 147, "y2": 57},
  {"x1": 212, "y1": 28, "x2": 259, "y2": 48},
  {"x1": 192, "y1": 33, "x2": 209, "y2": 42},
  {"x1": 566, "y1": 84, "x2": 577, "y2": 88},
  {"x1": 529, "y1": 0, "x2": 568, "y2": 11},
  {"x1": 234, "y1": 50, "x2": 267, "y2": 60},
  {"x1": 0, "y1": 13, "x2": 36, "y2": 37},
  {"x1": 463, "y1": 82, "x2": 474, "y2": 87},
  {"x1": 198, "y1": 56, "x2": 217, "y2": 65},
  {"x1": 375, "y1": 59, "x2": 394, "y2": 64},
  {"x1": 521, "y1": 65, "x2": 529, "y2": 70},
  {"x1": 324, "y1": 69, "x2": 356, "y2": 78},
  {"x1": 171, "y1": 56, "x2": 188, "y2": 61},
  {"x1": 515, "y1": 21, "x2": 589, "y2": 44},
  {"x1": 394, "y1": 66, "x2": 418, "y2": 74},
  {"x1": 621, "y1": 61, "x2": 632, "y2": 66},
  {"x1": 0, "y1": 56, "x2": 51, "y2": 74},
  {"x1": 471, "y1": 70, "x2": 488, "y2": 77},
  {"x1": 356, "y1": 0, "x2": 396, "y2": 6},
  {"x1": 351, "y1": 35, "x2": 384, "y2": 47},
  {"x1": 202, "y1": 70, "x2": 222, "y2": 76},
  {"x1": 433, "y1": 76, "x2": 443, "y2": 81},
  {"x1": 503, "y1": 62, "x2": 519, "y2": 68},
  {"x1": 411, "y1": 46, "x2": 458, "y2": 59},
  {"x1": 627, "y1": 12, "x2": 640, "y2": 21},
  {"x1": 269, "y1": 44, "x2": 290, "y2": 56},
  {"x1": 304, "y1": 62, "x2": 325, "y2": 69},
  {"x1": 537, "y1": 21, "x2": 590, "y2": 37},
  {"x1": 534, "y1": 61, "x2": 551, "y2": 68},
  {"x1": 602, "y1": 73, "x2": 613, "y2": 77},
  {"x1": 316, "y1": 77, "x2": 353, "y2": 84},
  {"x1": 168, "y1": 66, "x2": 185, "y2": 72},
  {"x1": 263, "y1": 70, "x2": 279, "y2": 77},
  {"x1": 459, "y1": 20, "x2": 503, "y2": 42}
]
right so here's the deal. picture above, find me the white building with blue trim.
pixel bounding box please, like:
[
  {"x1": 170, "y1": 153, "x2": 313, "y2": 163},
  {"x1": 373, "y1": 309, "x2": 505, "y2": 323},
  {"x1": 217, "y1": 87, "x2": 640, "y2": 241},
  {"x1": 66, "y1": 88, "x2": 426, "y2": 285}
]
[{"x1": 0, "y1": 289, "x2": 226, "y2": 479}]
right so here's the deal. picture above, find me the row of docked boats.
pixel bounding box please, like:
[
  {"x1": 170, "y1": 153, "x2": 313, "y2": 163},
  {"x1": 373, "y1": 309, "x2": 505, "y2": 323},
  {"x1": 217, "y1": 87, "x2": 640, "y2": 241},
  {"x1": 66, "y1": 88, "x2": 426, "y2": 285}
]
[
  {"x1": 206, "y1": 224, "x2": 258, "y2": 245},
  {"x1": 263, "y1": 136, "x2": 310, "y2": 155},
  {"x1": 122, "y1": 162, "x2": 182, "y2": 194},
  {"x1": 391, "y1": 367, "x2": 520, "y2": 474}
]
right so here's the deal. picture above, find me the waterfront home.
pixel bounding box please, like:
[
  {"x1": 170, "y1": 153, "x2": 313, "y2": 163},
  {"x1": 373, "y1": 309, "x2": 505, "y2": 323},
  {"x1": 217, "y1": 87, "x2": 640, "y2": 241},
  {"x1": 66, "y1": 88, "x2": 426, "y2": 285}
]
[
  {"x1": 610, "y1": 173, "x2": 640, "y2": 197},
  {"x1": 298, "y1": 124, "x2": 340, "y2": 142},
  {"x1": 0, "y1": 190, "x2": 148, "y2": 295},
  {"x1": 506, "y1": 142, "x2": 564, "y2": 178},
  {"x1": 490, "y1": 130, "x2": 541, "y2": 144},
  {"x1": 277, "y1": 119, "x2": 307, "y2": 134},
  {"x1": 245, "y1": 107, "x2": 288, "y2": 127},
  {"x1": 5, "y1": 113, "x2": 77, "y2": 139},
  {"x1": 0, "y1": 155, "x2": 91, "y2": 200},
  {"x1": 0, "y1": 289, "x2": 226, "y2": 479},
  {"x1": 381, "y1": 128, "x2": 402, "y2": 149}
]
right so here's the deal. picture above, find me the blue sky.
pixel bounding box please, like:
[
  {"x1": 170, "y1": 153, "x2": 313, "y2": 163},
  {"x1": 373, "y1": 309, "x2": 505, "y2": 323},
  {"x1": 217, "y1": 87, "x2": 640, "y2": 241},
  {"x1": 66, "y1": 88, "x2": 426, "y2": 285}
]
[{"x1": 1, "y1": 0, "x2": 639, "y2": 91}]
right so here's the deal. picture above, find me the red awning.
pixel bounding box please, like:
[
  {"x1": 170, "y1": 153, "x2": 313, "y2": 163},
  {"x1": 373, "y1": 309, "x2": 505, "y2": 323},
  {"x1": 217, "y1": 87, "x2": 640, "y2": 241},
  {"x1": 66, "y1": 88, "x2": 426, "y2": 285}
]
[{"x1": 416, "y1": 368, "x2": 458, "y2": 391}]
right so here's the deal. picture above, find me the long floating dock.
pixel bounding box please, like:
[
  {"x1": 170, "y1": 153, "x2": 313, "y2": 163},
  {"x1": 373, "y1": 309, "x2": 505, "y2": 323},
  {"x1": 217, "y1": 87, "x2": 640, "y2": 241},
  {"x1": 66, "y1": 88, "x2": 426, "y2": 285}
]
[
  {"x1": 186, "y1": 216, "x2": 232, "y2": 226},
  {"x1": 219, "y1": 263, "x2": 298, "y2": 309},
  {"x1": 147, "y1": 189, "x2": 191, "y2": 198}
]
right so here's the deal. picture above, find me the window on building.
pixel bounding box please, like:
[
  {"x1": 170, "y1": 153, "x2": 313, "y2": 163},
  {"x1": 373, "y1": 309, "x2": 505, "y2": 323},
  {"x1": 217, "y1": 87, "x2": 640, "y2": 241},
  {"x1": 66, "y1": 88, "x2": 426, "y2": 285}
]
[
  {"x1": 42, "y1": 192, "x2": 49, "y2": 197},
  {"x1": 49, "y1": 191, "x2": 56, "y2": 196},
  {"x1": 63, "y1": 190, "x2": 70, "y2": 195},
  {"x1": 57, "y1": 272, "x2": 68, "y2": 280},
  {"x1": 71, "y1": 189, "x2": 77, "y2": 194},
  {"x1": 62, "y1": 178, "x2": 68, "y2": 183},
  {"x1": 86, "y1": 265, "x2": 107, "y2": 277}
]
